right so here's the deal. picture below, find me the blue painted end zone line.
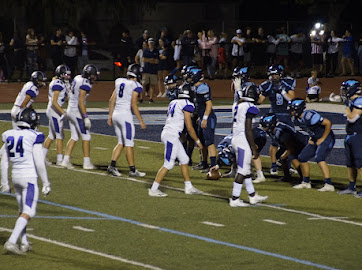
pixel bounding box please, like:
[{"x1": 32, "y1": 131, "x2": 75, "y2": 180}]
[{"x1": 0, "y1": 193, "x2": 338, "y2": 270}]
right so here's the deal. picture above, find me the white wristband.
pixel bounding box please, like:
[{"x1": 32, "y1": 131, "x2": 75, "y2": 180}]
[
  {"x1": 196, "y1": 139, "x2": 201, "y2": 144},
  {"x1": 203, "y1": 115, "x2": 208, "y2": 120}
]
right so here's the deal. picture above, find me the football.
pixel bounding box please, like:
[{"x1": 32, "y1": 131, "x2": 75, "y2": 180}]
[{"x1": 206, "y1": 169, "x2": 221, "y2": 180}]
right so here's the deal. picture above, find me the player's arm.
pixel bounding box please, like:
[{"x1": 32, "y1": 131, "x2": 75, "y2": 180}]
[
  {"x1": 20, "y1": 94, "x2": 32, "y2": 108},
  {"x1": 282, "y1": 89, "x2": 294, "y2": 101},
  {"x1": 51, "y1": 91, "x2": 66, "y2": 116},
  {"x1": 184, "y1": 111, "x2": 202, "y2": 149},
  {"x1": 1, "y1": 144, "x2": 10, "y2": 191},
  {"x1": 245, "y1": 115, "x2": 258, "y2": 159},
  {"x1": 107, "y1": 89, "x2": 116, "y2": 126},
  {"x1": 201, "y1": 100, "x2": 213, "y2": 129},
  {"x1": 317, "y1": 118, "x2": 332, "y2": 145},
  {"x1": 346, "y1": 107, "x2": 362, "y2": 123},
  {"x1": 131, "y1": 91, "x2": 146, "y2": 129},
  {"x1": 33, "y1": 143, "x2": 51, "y2": 196},
  {"x1": 258, "y1": 93, "x2": 266, "y2": 105},
  {"x1": 79, "y1": 88, "x2": 91, "y2": 130}
]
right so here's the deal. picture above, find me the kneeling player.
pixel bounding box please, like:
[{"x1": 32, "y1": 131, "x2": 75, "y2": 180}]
[{"x1": 149, "y1": 84, "x2": 203, "y2": 197}]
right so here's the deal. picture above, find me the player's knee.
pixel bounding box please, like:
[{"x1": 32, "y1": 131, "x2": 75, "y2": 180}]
[
  {"x1": 71, "y1": 134, "x2": 79, "y2": 141},
  {"x1": 23, "y1": 210, "x2": 36, "y2": 219},
  {"x1": 163, "y1": 161, "x2": 174, "y2": 170},
  {"x1": 48, "y1": 133, "x2": 55, "y2": 141},
  {"x1": 81, "y1": 134, "x2": 91, "y2": 141},
  {"x1": 125, "y1": 141, "x2": 134, "y2": 147},
  {"x1": 179, "y1": 155, "x2": 189, "y2": 165}
]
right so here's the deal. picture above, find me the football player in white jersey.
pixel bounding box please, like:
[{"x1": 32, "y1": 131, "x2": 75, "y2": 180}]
[
  {"x1": 1, "y1": 108, "x2": 51, "y2": 255},
  {"x1": 107, "y1": 64, "x2": 147, "y2": 177},
  {"x1": 148, "y1": 84, "x2": 204, "y2": 197},
  {"x1": 10, "y1": 71, "x2": 47, "y2": 129},
  {"x1": 229, "y1": 84, "x2": 268, "y2": 207},
  {"x1": 61, "y1": 64, "x2": 99, "y2": 170},
  {"x1": 43, "y1": 65, "x2": 71, "y2": 166}
]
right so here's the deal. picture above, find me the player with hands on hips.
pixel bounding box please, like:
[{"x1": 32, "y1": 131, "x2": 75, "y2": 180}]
[
  {"x1": 43, "y1": 65, "x2": 71, "y2": 166},
  {"x1": 338, "y1": 79, "x2": 362, "y2": 197},
  {"x1": 107, "y1": 64, "x2": 147, "y2": 178},
  {"x1": 228, "y1": 84, "x2": 268, "y2": 207},
  {"x1": 2, "y1": 108, "x2": 51, "y2": 255},
  {"x1": 149, "y1": 84, "x2": 203, "y2": 197},
  {"x1": 61, "y1": 64, "x2": 99, "y2": 170}
]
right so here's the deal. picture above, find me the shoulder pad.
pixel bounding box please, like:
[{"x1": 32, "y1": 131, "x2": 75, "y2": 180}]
[
  {"x1": 352, "y1": 97, "x2": 362, "y2": 109},
  {"x1": 196, "y1": 83, "x2": 210, "y2": 94},
  {"x1": 259, "y1": 81, "x2": 272, "y2": 91},
  {"x1": 281, "y1": 77, "x2": 296, "y2": 89}
]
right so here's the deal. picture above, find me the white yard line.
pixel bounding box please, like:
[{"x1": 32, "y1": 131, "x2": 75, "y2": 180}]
[
  {"x1": 94, "y1": 147, "x2": 108, "y2": 150},
  {"x1": 73, "y1": 226, "x2": 95, "y2": 232},
  {"x1": 263, "y1": 219, "x2": 286, "y2": 225},
  {"x1": 0, "y1": 227, "x2": 164, "y2": 270},
  {"x1": 201, "y1": 221, "x2": 225, "y2": 227}
]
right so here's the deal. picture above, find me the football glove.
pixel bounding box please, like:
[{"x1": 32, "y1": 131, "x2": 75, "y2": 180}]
[
  {"x1": 233, "y1": 77, "x2": 242, "y2": 91},
  {"x1": 84, "y1": 118, "x2": 91, "y2": 130},
  {"x1": 0, "y1": 184, "x2": 10, "y2": 193},
  {"x1": 42, "y1": 184, "x2": 51, "y2": 197}
]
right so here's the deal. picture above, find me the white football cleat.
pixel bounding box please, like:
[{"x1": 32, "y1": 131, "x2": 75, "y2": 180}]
[
  {"x1": 45, "y1": 159, "x2": 52, "y2": 166},
  {"x1": 83, "y1": 163, "x2": 98, "y2": 170},
  {"x1": 20, "y1": 243, "x2": 32, "y2": 253},
  {"x1": 270, "y1": 168, "x2": 278, "y2": 175},
  {"x1": 148, "y1": 188, "x2": 168, "y2": 197},
  {"x1": 129, "y1": 170, "x2": 146, "y2": 177},
  {"x1": 4, "y1": 241, "x2": 24, "y2": 255},
  {"x1": 55, "y1": 160, "x2": 63, "y2": 166},
  {"x1": 249, "y1": 194, "x2": 268, "y2": 205},
  {"x1": 253, "y1": 176, "x2": 266, "y2": 183},
  {"x1": 293, "y1": 182, "x2": 312, "y2": 189},
  {"x1": 0, "y1": 184, "x2": 11, "y2": 193},
  {"x1": 60, "y1": 160, "x2": 74, "y2": 169},
  {"x1": 107, "y1": 166, "x2": 122, "y2": 177},
  {"x1": 229, "y1": 198, "x2": 249, "y2": 207},
  {"x1": 185, "y1": 186, "x2": 203, "y2": 195},
  {"x1": 318, "y1": 184, "x2": 335, "y2": 192},
  {"x1": 289, "y1": 167, "x2": 298, "y2": 175}
]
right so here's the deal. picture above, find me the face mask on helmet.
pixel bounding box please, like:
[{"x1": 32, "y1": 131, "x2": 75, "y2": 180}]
[
  {"x1": 16, "y1": 108, "x2": 39, "y2": 130},
  {"x1": 287, "y1": 99, "x2": 306, "y2": 117},
  {"x1": 260, "y1": 114, "x2": 278, "y2": 134}
]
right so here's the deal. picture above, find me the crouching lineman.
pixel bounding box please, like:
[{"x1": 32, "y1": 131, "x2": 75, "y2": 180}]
[
  {"x1": 2, "y1": 108, "x2": 51, "y2": 255},
  {"x1": 229, "y1": 84, "x2": 268, "y2": 207},
  {"x1": 288, "y1": 98, "x2": 335, "y2": 191},
  {"x1": 107, "y1": 64, "x2": 146, "y2": 177},
  {"x1": 260, "y1": 113, "x2": 307, "y2": 183},
  {"x1": 338, "y1": 79, "x2": 362, "y2": 197},
  {"x1": 149, "y1": 84, "x2": 203, "y2": 197},
  {"x1": 43, "y1": 65, "x2": 71, "y2": 165}
]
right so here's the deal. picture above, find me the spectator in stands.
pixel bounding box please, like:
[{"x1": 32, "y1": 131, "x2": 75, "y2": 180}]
[
  {"x1": 275, "y1": 27, "x2": 291, "y2": 74},
  {"x1": 231, "y1": 29, "x2": 245, "y2": 69},
  {"x1": 290, "y1": 28, "x2": 306, "y2": 78},
  {"x1": 135, "y1": 30, "x2": 149, "y2": 51},
  {"x1": 306, "y1": 70, "x2": 322, "y2": 102},
  {"x1": 135, "y1": 40, "x2": 148, "y2": 68},
  {"x1": 181, "y1": 30, "x2": 197, "y2": 66},
  {"x1": 266, "y1": 32, "x2": 277, "y2": 66},
  {"x1": 217, "y1": 40, "x2": 227, "y2": 78},
  {"x1": 253, "y1": 27, "x2": 268, "y2": 77},
  {"x1": 25, "y1": 28, "x2": 38, "y2": 77},
  {"x1": 195, "y1": 31, "x2": 203, "y2": 69},
  {"x1": 172, "y1": 33, "x2": 183, "y2": 69},
  {"x1": 64, "y1": 29, "x2": 78, "y2": 76},
  {"x1": 36, "y1": 33, "x2": 46, "y2": 71},
  {"x1": 78, "y1": 32, "x2": 91, "y2": 72},
  {"x1": 9, "y1": 31, "x2": 24, "y2": 81},
  {"x1": 141, "y1": 38, "x2": 159, "y2": 103},
  {"x1": 50, "y1": 27, "x2": 65, "y2": 69},
  {"x1": 200, "y1": 29, "x2": 218, "y2": 80},
  {"x1": 119, "y1": 29, "x2": 134, "y2": 76},
  {"x1": 243, "y1": 27, "x2": 254, "y2": 67},
  {"x1": 158, "y1": 26, "x2": 171, "y2": 47},
  {"x1": 310, "y1": 30, "x2": 324, "y2": 76},
  {"x1": 358, "y1": 31, "x2": 362, "y2": 75},
  {"x1": 157, "y1": 38, "x2": 169, "y2": 98},
  {"x1": 326, "y1": 30, "x2": 344, "y2": 77},
  {"x1": 340, "y1": 29, "x2": 355, "y2": 76},
  {"x1": 0, "y1": 32, "x2": 9, "y2": 81}
]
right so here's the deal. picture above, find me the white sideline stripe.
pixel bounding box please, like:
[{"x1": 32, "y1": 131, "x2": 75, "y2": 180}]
[
  {"x1": 138, "y1": 146, "x2": 151, "y2": 149},
  {"x1": 308, "y1": 217, "x2": 349, "y2": 220},
  {"x1": 94, "y1": 147, "x2": 108, "y2": 150},
  {"x1": 263, "y1": 219, "x2": 286, "y2": 225},
  {"x1": 138, "y1": 224, "x2": 160, "y2": 229},
  {"x1": 0, "y1": 227, "x2": 164, "y2": 270},
  {"x1": 73, "y1": 226, "x2": 95, "y2": 232},
  {"x1": 201, "y1": 221, "x2": 225, "y2": 227}
]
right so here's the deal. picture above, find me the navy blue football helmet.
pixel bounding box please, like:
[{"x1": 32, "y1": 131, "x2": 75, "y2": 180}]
[
  {"x1": 260, "y1": 113, "x2": 278, "y2": 134},
  {"x1": 178, "y1": 83, "x2": 192, "y2": 99},
  {"x1": 218, "y1": 147, "x2": 235, "y2": 167},
  {"x1": 189, "y1": 68, "x2": 204, "y2": 84},
  {"x1": 232, "y1": 66, "x2": 240, "y2": 78},
  {"x1": 82, "y1": 64, "x2": 100, "y2": 81},
  {"x1": 16, "y1": 108, "x2": 39, "y2": 130},
  {"x1": 164, "y1": 74, "x2": 178, "y2": 86},
  {"x1": 55, "y1": 64, "x2": 71, "y2": 81},
  {"x1": 340, "y1": 79, "x2": 361, "y2": 103},
  {"x1": 287, "y1": 98, "x2": 306, "y2": 117},
  {"x1": 31, "y1": 71, "x2": 47, "y2": 87},
  {"x1": 127, "y1": 63, "x2": 142, "y2": 82},
  {"x1": 267, "y1": 65, "x2": 284, "y2": 81}
]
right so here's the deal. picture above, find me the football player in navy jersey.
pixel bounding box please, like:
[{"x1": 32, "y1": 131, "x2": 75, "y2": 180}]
[
  {"x1": 258, "y1": 64, "x2": 296, "y2": 176},
  {"x1": 260, "y1": 113, "x2": 306, "y2": 183},
  {"x1": 1, "y1": 108, "x2": 51, "y2": 255},
  {"x1": 231, "y1": 66, "x2": 256, "y2": 105},
  {"x1": 288, "y1": 98, "x2": 335, "y2": 191},
  {"x1": 189, "y1": 68, "x2": 219, "y2": 176},
  {"x1": 338, "y1": 80, "x2": 362, "y2": 197}
]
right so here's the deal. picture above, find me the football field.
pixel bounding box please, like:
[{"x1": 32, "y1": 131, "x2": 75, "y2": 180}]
[{"x1": 1, "y1": 106, "x2": 362, "y2": 270}]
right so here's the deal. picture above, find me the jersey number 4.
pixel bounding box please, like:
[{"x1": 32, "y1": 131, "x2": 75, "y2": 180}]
[{"x1": 6, "y1": 136, "x2": 24, "y2": 157}]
